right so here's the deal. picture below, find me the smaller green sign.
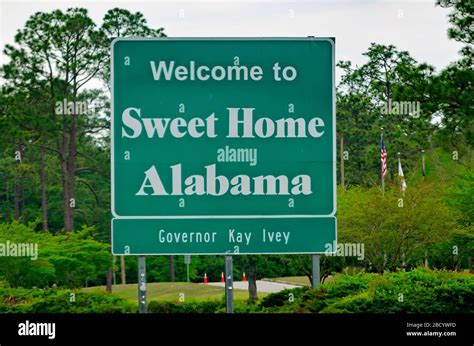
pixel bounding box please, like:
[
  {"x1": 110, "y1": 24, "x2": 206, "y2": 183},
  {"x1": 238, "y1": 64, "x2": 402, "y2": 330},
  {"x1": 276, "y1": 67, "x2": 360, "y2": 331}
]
[{"x1": 112, "y1": 217, "x2": 336, "y2": 255}]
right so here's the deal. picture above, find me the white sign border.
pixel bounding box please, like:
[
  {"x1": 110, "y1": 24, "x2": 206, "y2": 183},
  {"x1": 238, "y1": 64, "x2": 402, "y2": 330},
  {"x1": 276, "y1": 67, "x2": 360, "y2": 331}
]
[
  {"x1": 111, "y1": 215, "x2": 337, "y2": 256},
  {"x1": 111, "y1": 37, "x2": 336, "y2": 219}
]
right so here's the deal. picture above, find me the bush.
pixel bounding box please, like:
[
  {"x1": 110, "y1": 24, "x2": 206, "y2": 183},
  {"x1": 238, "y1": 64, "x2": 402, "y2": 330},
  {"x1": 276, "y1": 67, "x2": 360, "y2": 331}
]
[
  {"x1": 3, "y1": 268, "x2": 469, "y2": 314},
  {"x1": 366, "y1": 269, "x2": 474, "y2": 313},
  {"x1": 0, "y1": 287, "x2": 134, "y2": 313},
  {"x1": 300, "y1": 273, "x2": 374, "y2": 313},
  {"x1": 233, "y1": 299, "x2": 263, "y2": 313},
  {"x1": 148, "y1": 299, "x2": 264, "y2": 313},
  {"x1": 148, "y1": 300, "x2": 223, "y2": 313},
  {"x1": 260, "y1": 287, "x2": 309, "y2": 308},
  {"x1": 272, "y1": 268, "x2": 474, "y2": 313},
  {"x1": 0, "y1": 222, "x2": 111, "y2": 288},
  {"x1": 319, "y1": 292, "x2": 373, "y2": 313}
]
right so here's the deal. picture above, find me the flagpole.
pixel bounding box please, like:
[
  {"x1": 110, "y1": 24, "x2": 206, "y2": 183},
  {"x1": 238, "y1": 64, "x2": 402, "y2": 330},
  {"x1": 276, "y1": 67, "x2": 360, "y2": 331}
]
[
  {"x1": 398, "y1": 151, "x2": 407, "y2": 194},
  {"x1": 381, "y1": 128, "x2": 385, "y2": 193},
  {"x1": 398, "y1": 151, "x2": 401, "y2": 194}
]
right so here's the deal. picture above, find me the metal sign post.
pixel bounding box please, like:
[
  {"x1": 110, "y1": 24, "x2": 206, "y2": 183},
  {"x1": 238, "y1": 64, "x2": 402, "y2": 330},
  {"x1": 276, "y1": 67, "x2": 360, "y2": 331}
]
[
  {"x1": 225, "y1": 255, "x2": 233, "y2": 313},
  {"x1": 138, "y1": 256, "x2": 147, "y2": 313},
  {"x1": 312, "y1": 254, "x2": 320, "y2": 289},
  {"x1": 184, "y1": 255, "x2": 191, "y2": 283}
]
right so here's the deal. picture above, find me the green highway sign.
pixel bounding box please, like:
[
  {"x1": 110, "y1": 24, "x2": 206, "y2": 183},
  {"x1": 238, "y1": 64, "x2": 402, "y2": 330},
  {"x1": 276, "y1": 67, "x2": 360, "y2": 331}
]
[
  {"x1": 111, "y1": 38, "x2": 336, "y2": 255},
  {"x1": 112, "y1": 217, "x2": 336, "y2": 255}
]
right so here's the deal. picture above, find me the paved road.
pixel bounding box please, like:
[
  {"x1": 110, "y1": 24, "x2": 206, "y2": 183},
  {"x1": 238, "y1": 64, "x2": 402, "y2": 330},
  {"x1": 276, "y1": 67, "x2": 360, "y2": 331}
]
[{"x1": 206, "y1": 280, "x2": 302, "y2": 293}]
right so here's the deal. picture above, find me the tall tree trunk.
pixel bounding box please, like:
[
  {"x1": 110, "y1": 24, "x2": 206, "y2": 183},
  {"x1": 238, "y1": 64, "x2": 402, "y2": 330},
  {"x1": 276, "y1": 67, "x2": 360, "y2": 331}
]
[
  {"x1": 63, "y1": 105, "x2": 77, "y2": 233},
  {"x1": 169, "y1": 255, "x2": 175, "y2": 282},
  {"x1": 61, "y1": 161, "x2": 71, "y2": 231},
  {"x1": 4, "y1": 183, "x2": 10, "y2": 221},
  {"x1": 13, "y1": 176, "x2": 19, "y2": 221},
  {"x1": 18, "y1": 145, "x2": 26, "y2": 222},
  {"x1": 106, "y1": 267, "x2": 113, "y2": 293},
  {"x1": 40, "y1": 148, "x2": 49, "y2": 231},
  {"x1": 13, "y1": 145, "x2": 22, "y2": 221},
  {"x1": 21, "y1": 180, "x2": 26, "y2": 222},
  {"x1": 120, "y1": 255, "x2": 126, "y2": 285},
  {"x1": 384, "y1": 80, "x2": 395, "y2": 181},
  {"x1": 60, "y1": 117, "x2": 70, "y2": 232},
  {"x1": 67, "y1": 115, "x2": 77, "y2": 232},
  {"x1": 248, "y1": 265, "x2": 258, "y2": 301}
]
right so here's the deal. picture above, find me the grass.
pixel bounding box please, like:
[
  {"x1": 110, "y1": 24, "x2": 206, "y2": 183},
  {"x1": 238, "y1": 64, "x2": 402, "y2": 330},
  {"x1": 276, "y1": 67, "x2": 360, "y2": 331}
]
[
  {"x1": 266, "y1": 275, "x2": 338, "y2": 285},
  {"x1": 265, "y1": 276, "x2": 311, "y2": 285},
  {"x1": 83, "y1": 282, "x2": 269, "y2": 303}
]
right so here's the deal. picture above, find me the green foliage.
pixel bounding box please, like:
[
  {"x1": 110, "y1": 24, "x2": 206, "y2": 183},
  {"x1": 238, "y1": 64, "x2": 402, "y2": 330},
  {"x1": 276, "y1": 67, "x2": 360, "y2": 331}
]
[
  {"x1": 0, "y1": 222, "x2": 111, "y2": 288},
  {"x1": 0, "y1": 287, "x2": 134, "y2": 313},
  {"x1": 148, "y1": 300, "x2": 222, "y2": 313},
  {"x1": 232, "y1": 299, "x2": 264, "y2": 313},
  {"x1": 145, "y1": 269, "x2": 474, "y2": 314},
  {"x1": 429, "y1": 229, "x2": 474, "y2": 270},
  {"x1": 269, "y1": 269, "x2": 474, "y2": 313},
  {"x1": 446, "y1": 168, "x2": 474, "y2": 226},
  {"x1": 430, "y1": 63, "x2": 473, "y2": 149},
  {"x1": 436, "y1": 0, "x2": 473, "y2": 49},
  {"x1": 299, "y1": 273, "x2": 374, "y2": 313},
  {"x1": 337, "y1": 44, "x2": 435, "y2": 187},
  {"x1": 99, "y1": 8, "x2": 166, "y2": 86},
  {"x1": 148, "y1": 297, "x2": 261, "y2": 313},
  {"x1": 260, "y1": 286, "x2": 309, "y2": 308},
  {"x1": 338, "y1": 182, "x2": 458, "y2": 272},
  {"x1": 0, "y1": 6, "x2": 166, "y2": 238},
  {"x1": 122, "y1": 255, "x2": 223, "y2": 284}
]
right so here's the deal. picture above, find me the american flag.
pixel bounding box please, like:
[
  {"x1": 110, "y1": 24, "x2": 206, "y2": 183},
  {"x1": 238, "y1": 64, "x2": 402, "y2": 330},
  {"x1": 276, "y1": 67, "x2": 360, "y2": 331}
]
[{"x1": 381, "y1": 137, "x2": 387, "y2": 178}]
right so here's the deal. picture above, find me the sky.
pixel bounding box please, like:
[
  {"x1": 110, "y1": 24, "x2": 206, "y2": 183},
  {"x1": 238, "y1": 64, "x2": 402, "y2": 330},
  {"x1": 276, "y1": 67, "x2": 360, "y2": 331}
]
[{"x1": 0, "y1": 0, "x2": 463, "y2": 85}]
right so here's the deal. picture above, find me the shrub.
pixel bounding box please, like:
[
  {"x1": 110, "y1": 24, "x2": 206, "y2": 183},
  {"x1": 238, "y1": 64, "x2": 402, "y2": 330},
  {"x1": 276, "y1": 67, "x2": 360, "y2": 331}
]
[
  {"x1": 148, "y1": 300, "x2": 223, "y2": 313},
  {"x1": 0, "y1": 287, "x2": 134, "y2": 313},
  {"x1": 0, "y1": 222, "x2": 111, "y2": 288},
  {"x1": 263, "y1": 268, "x2": 474, "y2": 313},
  {"x1": 260, "y1": 287, "x2": 309, "y2": 308},
  {"x1": 147, "y1": 299, "x2": 263, "y2": 313}
]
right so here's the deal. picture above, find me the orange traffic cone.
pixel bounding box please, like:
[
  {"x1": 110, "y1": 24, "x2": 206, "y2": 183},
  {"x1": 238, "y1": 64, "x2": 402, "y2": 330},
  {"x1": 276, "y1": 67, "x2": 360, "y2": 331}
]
[
  {"x1": 220, "y1": 272, "x2": 225, "y2": 283},
  {"x1": 242, "y1": 272, "x2": 247, "y2": 281},
  {"x1": 204, "y1": 272, "x2": 208, "y2": 284}
]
